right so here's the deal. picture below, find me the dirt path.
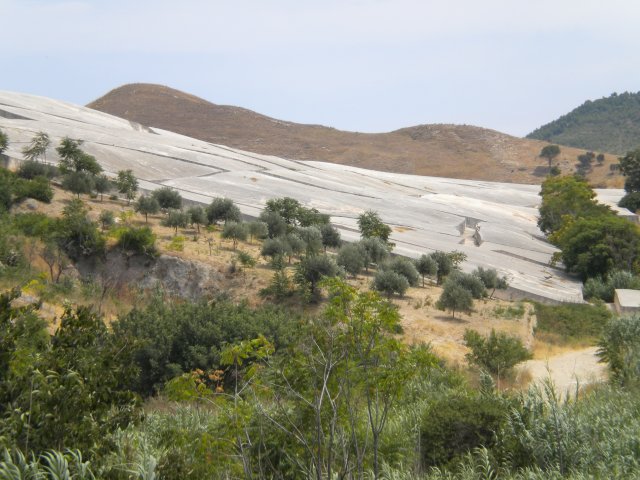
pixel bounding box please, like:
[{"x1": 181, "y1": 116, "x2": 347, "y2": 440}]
[{"x1": 517, "y1": 347, "x2": 607, "y2": 395}]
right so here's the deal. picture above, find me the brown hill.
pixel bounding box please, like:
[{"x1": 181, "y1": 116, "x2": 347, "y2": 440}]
[{"x1": 88, "y1": 83, "x2": 622, "y2": 186}]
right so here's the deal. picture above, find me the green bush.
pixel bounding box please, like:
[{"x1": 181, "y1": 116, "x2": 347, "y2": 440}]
[
  {"x1": 384, "y1": 256, "x2": 420, "y2": 287},
  {"x1": 535, "y1": 302, "x2": 611, "y2": 343},
  {"x1": 619, "y1": 191, "x2": 640, "y2": 213},
  {"x1": 583, "y1": 270, "x2": 640, "y2": 302},
  {"x1": 115, "y1": 226, "x2": 157, "y2": 257},
  {"x1": 17, "y1": 160, "x2": 58, "y2": 180},
  {"x1": 597, "y1": 315, "x2": 640, "y2": 386},
  {"x1": 236, "y1": 250, "x2": 256, "y2": 268},
  {"x1": 372, "y1": 269, "x2": 409, "y2": 298},
  {"x1": 112, "y1": 297, "x2": 302, "y2": 395},
  {"x1": 420, "y1": 394, "x2": 507, "y2": 468},
  {"x1": 464, "y1": 329, "x2": 532, "y2": 378}
]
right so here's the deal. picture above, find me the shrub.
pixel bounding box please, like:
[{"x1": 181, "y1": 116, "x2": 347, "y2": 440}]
[
  {"x1": 115, "y1": 226, "x2": 157, "y2": 257},
  {"x1": 448, "y1": 271, "x2": 486, "y2": 299},
  {"x1": 236, "y1": 250, "x2": 256, "y2": 268},
  {"x1": 372, "y1": 269, "x2": 409, "y2": 298},
  {"x1": 420, "y1": 395, "x2": 507, "y2": 468},
  {"x1": 319, "y1": 223, "x2": 341, "y2": 251},
  {"x1": 294, "y1": 254, "x2": 341, "y2": 300},
  {"x1": 619, "y1": 191, "x2": 640, "y2": 213},
  {"x1": 162, "y1": 209, "x2": 189, "y2": 233},
  {"x1": 359, "y1": 237, "x2": 389, "y2": 271},
  {"x1": 583, "y1": 270, "x2": 640, "y2": 303},
  {"x1": 261, "y1": 237, "x2": 290, "y2": 264},
  {"x1": 295, "y1": 226, "x2": 323, "y2": 256},
  {"x1": 247, "y1": 221, "x2": 268, "y2": 243},
  {"x1": 597, "y1": 314, "x2": 640, "y2": 386},
  {"x1": 99, "y1": 210, "x2": 115, "y2": 230},
  {"x1": 384, "y1": 256, "x2": 420, "y2": 287},
  {"x1": 113, "y1": 297, "x2": 301, "y2": 395},
  {"x1": 535, "y1": 302, "x2": 611, "y2": 344},
  {"x1": 167, "y1": 235, "x2": 185, "y2": 252},
  {"x1": 464, "y1": 329, "x2": 532, "y2": 378},
  {"x1": 337, "y1": 243, "x2": 367, "y2": 277},
  {"x1": 13, "y1": 176, "x2": 54, "y2": 203},
  {"x1": 258, "y1": 210, "x2": 287, "y2": 238},
  {"x1": 17, "y1": 160, "x2": 58, "y2": 180},
  {"x1": 473, "y1": 266, "x2": 508, "y2": 298}
]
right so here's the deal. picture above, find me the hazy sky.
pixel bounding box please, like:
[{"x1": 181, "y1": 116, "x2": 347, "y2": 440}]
[{"x1": 2, "y1": 0, "x2": 640, "y2": 136}]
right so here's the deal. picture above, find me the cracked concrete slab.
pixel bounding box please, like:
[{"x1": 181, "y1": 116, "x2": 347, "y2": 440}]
[{"x1": 0, "y1": 90, "x2": 626, "y2": 303}]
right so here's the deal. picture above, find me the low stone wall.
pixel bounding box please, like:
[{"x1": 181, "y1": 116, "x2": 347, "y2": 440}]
[{"x1": 493, "y1": 285, "x2": 584, "y2": 305}]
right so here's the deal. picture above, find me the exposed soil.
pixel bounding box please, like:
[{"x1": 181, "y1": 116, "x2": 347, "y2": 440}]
[{"x1": 88, "y1": 83, "x2": 624, "y2": 187}]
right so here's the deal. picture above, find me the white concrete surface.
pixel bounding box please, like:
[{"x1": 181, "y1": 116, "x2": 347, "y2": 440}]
[{"x1": 0, "y1": 90, "x2": 625, "y2": 302}]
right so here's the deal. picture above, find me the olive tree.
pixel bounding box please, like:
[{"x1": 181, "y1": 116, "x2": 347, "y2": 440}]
[
  {"x1": 115, "y1": 169, "x2": 138, "y2": 204},
  {"x1": 135, "y1": 195, "x2": 160, "y2": 223},
  {"x1": 221, "y1": 222, "x2": 248, "y2": 250},
  {"x1": 372, "y1": 270, "x2": 409, "y2": 298},
  {"x1": 337, "y1": 243, "x2": 367, "y2": 278},
  {"x1": 415, "y1": 254, "x2": 438, "y2": 287}
]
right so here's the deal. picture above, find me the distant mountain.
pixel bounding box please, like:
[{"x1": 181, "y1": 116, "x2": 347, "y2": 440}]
[
  {"x1": 527, "y1": 92, "x2": 640, "y2": 155},
  {"x1": 88, "y1": 83, "x2": 621, "y2": 185}
]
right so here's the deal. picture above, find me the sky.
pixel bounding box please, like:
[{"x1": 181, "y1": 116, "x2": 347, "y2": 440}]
[{"x1": 2, "y1": 0, "x2": 640, "y2": 137}]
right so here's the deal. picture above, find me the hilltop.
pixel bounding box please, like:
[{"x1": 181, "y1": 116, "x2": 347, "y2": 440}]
[
  {"x1": 88, "y1": 83, "x2": 621, "y2": 186},
  {"x1": 527, "y1": 91, "x2": 640, "y2": 155}
]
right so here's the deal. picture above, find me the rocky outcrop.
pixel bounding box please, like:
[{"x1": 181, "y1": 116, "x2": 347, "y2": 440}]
[
  {"x1": 77, "y1": 252, "x2": 223, "y2": 301},
  {"x1": 140, "y1": 254, "x2": 223, "y2": 300}
]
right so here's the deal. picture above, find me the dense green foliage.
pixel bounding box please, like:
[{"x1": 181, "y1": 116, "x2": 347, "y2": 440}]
[
  {"x1": 535, "y1": 302, "x2": 611, "y2": 344},
  {"x1": 537, "y1": 175, "x2": 611, "y2": 235},
  {"x1": 597, "y1": 314, "x2": 640, "y2": 386},
  {"x1": 0, "y1": 128, "x2": 8, "y2": 155},
  {"x1": 0, "y1": 169, "x2": 53, "y2": 210},
  {"x1": 550, "y1": 214, "x2": 640, "y2": 280},
  {"x1": 582, "y1": 270, "x2": 640, "y2": 302},
  {"x1": 17, "y1": 159, "x2": 58, "y2": 180},
  {"x1": 420, "y1": 394, "x2": 508, "y2": 469},
  {"x1": 372, "y1": 269, "x2": 409, "y2": 298},
  {"x1": 115, "y1": 226, "x2": 157, "y2": 257},
  {"x1": 0, "y1": 292, "x2": 140, "y2": 455},
  {"x1": 527, "y1": 91, "x2": 640, "y2": 154},
  {"x1": 538, "y1": 175, "x2": 640, "y2": 281},
  {"x1": 337, "y1": 243, "x2": 367, "y2": 277},
  {"x1": 113, "y1": 296, "x2": 301, "y2": 395},
  {"x1": 383, "y1": 256, "x2": 420, "y2": 287}
]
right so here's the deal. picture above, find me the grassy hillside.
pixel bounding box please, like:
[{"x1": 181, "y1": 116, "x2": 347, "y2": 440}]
[
  {"x1": 87, "y1": 83, "x2": 623, "y2": 186},
  {"x1": 527, "y1": 91, "x2": 640, "y2": 155}
]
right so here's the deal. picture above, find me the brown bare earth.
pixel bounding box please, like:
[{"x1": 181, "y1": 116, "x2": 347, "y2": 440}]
[{"x1": 88, "y1": 84, "x2": 623, "y2": 187}]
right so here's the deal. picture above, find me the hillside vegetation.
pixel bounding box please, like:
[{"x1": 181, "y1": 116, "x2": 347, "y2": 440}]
[
  {"x1": 1, "y1": 133, "x2": 638, "y2": 479},
  {"x1": 528, "y1": 91, "x2": 640, "y2": 154},
  {"x1": 88, "y1": 83, "x2": 622, "y2": 186}
]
